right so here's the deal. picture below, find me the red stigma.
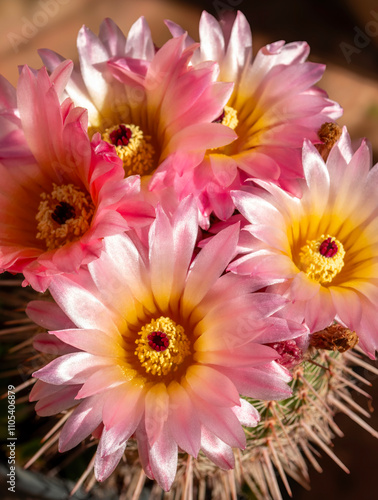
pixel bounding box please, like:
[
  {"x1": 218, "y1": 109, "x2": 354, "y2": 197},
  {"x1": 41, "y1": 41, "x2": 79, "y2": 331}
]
[
  {"x1": 109, "y1": 125, "x2": 132, "y2": 146},
  {"x1": 319, "y1": 237, "x2": 338, "y2": 258},
  {"x1": 148, "y1": 331, "x2": 169, "y2": 352}
]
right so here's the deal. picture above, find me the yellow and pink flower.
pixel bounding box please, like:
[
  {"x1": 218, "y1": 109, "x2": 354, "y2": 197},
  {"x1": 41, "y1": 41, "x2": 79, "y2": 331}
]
[
  {"x1": 231, "y1": 129, "x2": 378, "y2": 358},
  {"x1": 39, "y1": 17, "x2": 237, "y2": 210},
  {"x1": 167, "y1": 11, "x2": 342, "y2": 221},
  {"x1": 29, "y1": 199, "x2": 304, "y2": 490},
  {"x1": 0, "y1": 64, "x2": 154, "y2": 291}
]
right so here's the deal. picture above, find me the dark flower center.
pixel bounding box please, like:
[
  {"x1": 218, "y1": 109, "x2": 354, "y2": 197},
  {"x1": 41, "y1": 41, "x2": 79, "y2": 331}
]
[
  {"x1": 148, "y1": 331, "x2": 169, "y2": 352},
  {"x1": 51, "y1": 201, "x2": 76, "y2": 225},
  {"x1": 109, "y1": 124, "x2": 132, "y2": 146},
  {"x1": 319, "y1": 237, "x2": 338, "y2": 258}
]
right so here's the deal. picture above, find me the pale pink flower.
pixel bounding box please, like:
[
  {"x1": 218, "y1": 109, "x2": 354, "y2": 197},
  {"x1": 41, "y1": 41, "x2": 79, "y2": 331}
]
[
  {"x1": 167, "y1": 11, "x2": 342, "y2": 220},
  {"x1": 29, "y1": 199, "x2": 304, "y2": 490},
  {"x1": 230, "y1": 128, "x2": 378, "y2": 358},
  {"x1": 0, "y1": 63, "x2": 154, "y2": 292},
  {"x1": 39, "y1": 17, "x2": 236, "y2": 203}
]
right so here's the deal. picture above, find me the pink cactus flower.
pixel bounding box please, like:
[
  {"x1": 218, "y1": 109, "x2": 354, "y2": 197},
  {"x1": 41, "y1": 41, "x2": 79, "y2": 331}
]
[
  {"x1": 0, "y1": 63, "x2": 154, "y2": 292},
  {"x1": 230, "y1": 128, "x2": 378, "y2": 358},
  {"x1": 38, "y1": 17, "x2": 236, "y2": 206},
  {"x1": 167, "y1": 11, "x2": 342, "y2": 221},
  {"x1": 29, "y1": 198, "x2": 305, "y2": 490}
]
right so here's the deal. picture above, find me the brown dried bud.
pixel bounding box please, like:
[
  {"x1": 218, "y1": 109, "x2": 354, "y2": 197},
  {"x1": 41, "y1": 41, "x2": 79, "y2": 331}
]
[
  {"x1": 309, "y1": 324, "x2": 359, "y2": 353},
  {"x1": 316, "y1": 122, "x2": 342, "y2": 161}
]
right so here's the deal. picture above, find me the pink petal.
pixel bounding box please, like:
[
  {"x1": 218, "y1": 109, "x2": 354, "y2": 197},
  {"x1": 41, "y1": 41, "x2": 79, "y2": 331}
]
[
  {"x1": 194, "y1": 343, "x2": 280, "y2": 368},
  {"x1": 330, "y1": 286, "x2": 362, "y2": 332},
  {"x1": 222, "y1": 11, "x2": 252, "y2": 81},
  {"x1": 94, "y1": 440, "x2": 126, "y2": 482},
  {"x1": 75, "y1": 365, "x2": 127, "y2": 399},
  {"x1": 99, "y1": 18, "x2": 126, "y2": 57},
  {"x1": 76, "y1": 25, "x2": 109, "y2": 110},
  {"x1": 200, "y1": 427, "x2": 235, "y2": 470},
  {"x1": 185, "y1": 365, "x2": 240, "y2": 407},
  {"x1": 148, "y1": 422, "x2": 178, "y2": 492},
  {"x1": 302, "y1": 139, "x2": 330, "y2": 215},
  {"x1": 182, "y1": 223, "x2": 239, "y2": 315},
  {"x1": 125, "y1": 17, "x2": 154, "y2": 60},
  {"x1": 165, "y1": 19, "x2": 194, "y2": 45},
  {"x1": 17, "y1": 66, "x2": 64, "y2": 170},
  {"x1": 327, "y1": 126, "x2": 353, "y2": 165},
  {"x1": 290, "y1": 272, "x2": 320, "y2": 301},
  {"x1": 0, "y1": 74, "x2": 17, "y2": 108},
  {"x1": 29, "y1": 379, "x2": 62, "y2": 401},
  {"x1": 199, "y1": 12, "x2": 225, "y2": 62},
  {"x1": 100, "y1": 234, "x2": 155, "y2": 311},
  {"x1": 220, "y1": 362, "x2": 292, "y2": 400},
  {"x1": 304, "y1": 285, "x2": 335, "y2": 332},
  {"x1": 231, "y1": 398, "x2": 260, "y2": 427},
  {"x1": 33, "y1": 333, "x2": 78, "y2": 355},
  {"x1": 35, "y1": 385, "x2": 79, "y2": 417},
  {"x1": 135, "y1": 424, "x2": 154, "y2": 480},
  {"x1": 48, "y1": 275, "x2": 119, "y2": 334},
  {"x1": 145, "y1": 383, "x2": 169, "y2": 446},
  {"x1": 149, "y1": 205, "x2": 174, "y2": 311},
  {"x1": 356, "y1": 298, "x2": 378, "y2": 358},
  {"x1": 52, "y1": 328, "x2": 122, "y2": 355},
  {"x1": 167, "y1": 122, "x2": 237, "y2": 153},
  {"x1": 170, "y1": 196, "x2": 199, "y2": 300},
  {"x1": 59, "y1": 396, "x2": 103, "y2": 452},
  {"x1": 49, "y1": 60, "x2": 74, "y2": 97},
  {"x1": 33, "y1": 352, "x2": 110, "y2": 385},
  {"x1": 100, "y1": 384, "x2": 144, "y2": 455},
  {"x1": 190, "y1": 392, "x2": 246, "y2": 449},
  {"x1": 167, "y1": 381, "x2": 201, "y2": 457}
]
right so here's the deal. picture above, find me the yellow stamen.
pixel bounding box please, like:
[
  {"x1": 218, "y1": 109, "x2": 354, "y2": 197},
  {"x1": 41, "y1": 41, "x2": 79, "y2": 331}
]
[
  {"x1": 36, "y1": 183, "x2": 94, "y2": 251},
  {"x1": 135, "y1": 317, "x2": 190, "y2": 377},
  {"x1": 102, "y1": 123, "x2": 156, "y2": 176},
  {"x1": 221, "y1": 106, "x2": 238, "y2": 130},
  {"x1": 299, "y1": 234, "x2": 345, "y2": 284}
]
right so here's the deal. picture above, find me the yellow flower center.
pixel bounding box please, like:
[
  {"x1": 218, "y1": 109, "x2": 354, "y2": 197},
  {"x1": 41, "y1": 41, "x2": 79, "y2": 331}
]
[
  {"x1": 134, "y1": 317, "x2": 190, "y2": 377},
  {"x1": 299, "y1": 234, "x2": 345, "y2": 284},
  {"x1": 214, "y1": 105, "x2": 239, "y2": 130},
  {"x1": 102, "y1": 123, "x2": 156, "y2": 176},
  {"x1": 35, "y1": 183, "x2": 94, "y2": 251}
]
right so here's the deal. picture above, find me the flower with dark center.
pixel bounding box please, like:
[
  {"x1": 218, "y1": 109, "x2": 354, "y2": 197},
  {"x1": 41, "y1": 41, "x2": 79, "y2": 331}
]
[
  {"x1": 51, "y1": 201, "x2": 76, "y2": 225},
  {"x1": 0, "y1": 64, "x2": 149, "y2": 291},
  {"x1": 166, "y1": 11, "x2": 342, "y2": 221},
  {"x1": 231, "y1": 129, "x2": 378, "y2": 357},
  {"x1": 30, "y1": 199, "x2": 302, "y2": 490},
  {"x1": 39, "y1": 18, "x2": 236, "y2": 191}
]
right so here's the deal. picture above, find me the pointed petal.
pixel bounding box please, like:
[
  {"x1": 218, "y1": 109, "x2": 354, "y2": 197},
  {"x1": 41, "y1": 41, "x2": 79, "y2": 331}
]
[
  {"x1": 182, "y1": 223, "x2": 239, "y2": 315},
  {"x1": 185, "y1": 365, "x2": 240, "y2": 407},
  {"x1": 59, "y1": 396, "x2": 103, "y2": 452},
  {"x1": 94, "y1": 440, "x2": 126, "y2": 481},
  {"x1": 167, "y1": 381, "x2": 201, "y2": 457},
  {"x1": 145, "y1": 383, "x2": 169, "y2": 446},
  {"x1": 200, "y1": 427, "x2": 235, "y2": 470},
  {"x1": 148, "y1": 423, "x2": 178, "y2": 491}
]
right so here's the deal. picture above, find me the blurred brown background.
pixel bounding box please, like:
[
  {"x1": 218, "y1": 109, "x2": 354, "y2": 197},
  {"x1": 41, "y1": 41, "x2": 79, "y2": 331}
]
[{"x1": 0, "y1": 0, "x2": 378, "y2": 499}]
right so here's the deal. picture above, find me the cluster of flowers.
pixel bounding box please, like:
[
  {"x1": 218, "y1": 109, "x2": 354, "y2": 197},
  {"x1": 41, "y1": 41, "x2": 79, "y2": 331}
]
[{"x1": 1, "y1": 11, "x2": 377, "y2": 492}]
